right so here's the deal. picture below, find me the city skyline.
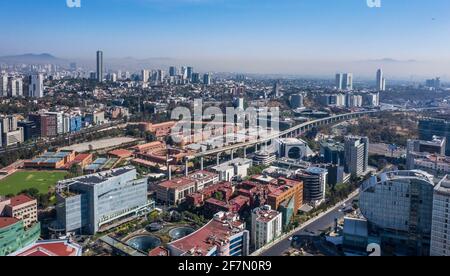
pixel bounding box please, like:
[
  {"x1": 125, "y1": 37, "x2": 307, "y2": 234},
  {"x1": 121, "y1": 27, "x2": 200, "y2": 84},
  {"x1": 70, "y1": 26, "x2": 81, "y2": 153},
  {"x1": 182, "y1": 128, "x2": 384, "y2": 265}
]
[{"x1": 0, "y1": 0, "x2": 450, "y2": 78}]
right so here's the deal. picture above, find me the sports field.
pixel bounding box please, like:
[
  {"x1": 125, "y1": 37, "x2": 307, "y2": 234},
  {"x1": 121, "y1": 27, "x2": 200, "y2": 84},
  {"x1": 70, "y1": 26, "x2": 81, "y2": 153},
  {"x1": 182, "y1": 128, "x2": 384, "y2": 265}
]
[{"x1": 0, "y1": 171, "x2": 68, "y2": 196}]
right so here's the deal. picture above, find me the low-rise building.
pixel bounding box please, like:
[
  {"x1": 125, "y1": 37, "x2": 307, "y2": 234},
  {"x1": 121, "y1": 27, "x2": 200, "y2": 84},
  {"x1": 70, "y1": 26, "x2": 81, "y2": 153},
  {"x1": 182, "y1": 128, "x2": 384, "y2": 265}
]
[
  {"x1": 24, "y1": 150, "x2": 76, "y2": 169},
  {"x1": 0, "y1": 195, "x2": 37, "y2": 228},
  {"x1": 212, "y1": 158, "x2": 252, "y2": 182},
  {"x1": 168, "y1": 212, "x2": 249, "y2": 256},
  {"x1": 156, "y1": 171, "x2": 219, "y2": 205},
  {"x1": 0, "y1": 217, "x2": 40, "y2": 256},
  {"x1": 10, "y1": 239, "x2": 83, "y2": 256}
]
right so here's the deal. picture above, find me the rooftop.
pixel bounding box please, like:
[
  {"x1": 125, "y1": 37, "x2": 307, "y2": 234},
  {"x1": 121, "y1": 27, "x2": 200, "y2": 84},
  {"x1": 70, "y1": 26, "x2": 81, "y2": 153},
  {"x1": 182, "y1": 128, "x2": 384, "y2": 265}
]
[
  {"x1": 158, "y1": 177, "x2": 196, "y2": 190},
  {"x1": 8, "y1": 194, "x2": 36, "y2": 207},
  {"x1": 0, "y1": 217, "x2": 19, "y2": 228},
  {"x1": 57, "y1": 166, "x2": 136, "y2": 190},
  {"x1": 435, "y1": 175, "x2": 450, "y2": 195},
  {"x1": 168, "y1": 212, "x2": 245, "y2": 256},
  {"x1": 10, "y1": 240, "x2": 83, "y2": 256}
]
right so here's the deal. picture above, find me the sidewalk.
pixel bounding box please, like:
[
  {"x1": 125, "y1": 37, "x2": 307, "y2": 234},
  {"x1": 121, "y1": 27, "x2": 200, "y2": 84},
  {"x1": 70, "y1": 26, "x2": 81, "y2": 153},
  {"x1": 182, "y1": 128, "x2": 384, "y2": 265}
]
[{"x1": 251, "y1": 189, "x2": 360, "y2": 256}]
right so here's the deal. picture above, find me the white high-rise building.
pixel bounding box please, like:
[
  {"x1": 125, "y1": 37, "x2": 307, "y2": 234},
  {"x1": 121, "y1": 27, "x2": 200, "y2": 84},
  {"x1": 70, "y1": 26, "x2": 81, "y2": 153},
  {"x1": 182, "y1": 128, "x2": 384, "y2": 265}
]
[
  {"x1": 342, "y1": 73, "x2": 353, "y2": 91},
  {"x1": 141, "y1": 69, "x2": 149, "y2": 83},
  {"x1": 376, "y1": 69, "x2": 386, "y2": 91},
  {"x1": 8, "y1": 77, "x2": 23, "y2": 97},
  {"x1": 28, "y1": 74, "x2": 44, "y2": 98},
  {"x1": 181, "y1": 66, "x2": 188, "y2": 80},
  {"x1": 0, "y1": 74, "x2": 8, "y2": 97},
  {"x1": 251, "y1": 205, "x2": 282, "y2": 250},
  {"x1": 430, "y1": 175, "x2": 450, "y2": 256},
  {"x1": 344, "y1": 136, "x2": 369, "y2": 176}
]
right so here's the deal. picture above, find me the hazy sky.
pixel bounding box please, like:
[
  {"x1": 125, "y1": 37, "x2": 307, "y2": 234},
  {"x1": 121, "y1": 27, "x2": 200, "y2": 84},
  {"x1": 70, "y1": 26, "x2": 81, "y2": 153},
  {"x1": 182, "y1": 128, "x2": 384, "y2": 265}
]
[{"x1": 1, "y1": 0, "x2": 450, "y2": 78}]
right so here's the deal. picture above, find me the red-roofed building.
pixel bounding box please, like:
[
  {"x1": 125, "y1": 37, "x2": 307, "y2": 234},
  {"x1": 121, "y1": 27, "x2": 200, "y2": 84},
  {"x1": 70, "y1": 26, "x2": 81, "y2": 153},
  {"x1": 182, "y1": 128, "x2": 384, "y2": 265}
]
[
  {"x1": 63, "y1": 153, "x2": 94, "y2": 170},
  {"x1": 168, "y1": 212, "x2": 249, "y2": 256},
  {"x1": 186, "y1": 182, "x2": 234, "y2": 207},
  {"x1": 108, "y1": 149, "x2": 134, "y2": 159},
  {"x1": 10, "y1": 240, "x2": 83, "y2": 256},
  {"x1": 204, "y1": 195, "x2": 250, "y2": 214},
  {"x1": 148, "y1": 246, "x2": 170, "y2": 256},
  {"x1": 155, "y1": 171, "x2": 219, "y2": 205},
  {"x1": 0, "y1": 217, "x2": 19, "y2": 228},
  {"x1": 0, "y1": 194, "x2": 37, "y2": 228}
]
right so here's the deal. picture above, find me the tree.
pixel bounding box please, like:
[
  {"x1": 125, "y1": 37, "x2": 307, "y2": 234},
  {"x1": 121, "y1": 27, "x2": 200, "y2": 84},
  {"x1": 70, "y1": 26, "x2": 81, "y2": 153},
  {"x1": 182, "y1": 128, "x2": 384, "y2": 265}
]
[{"x1": 213, "y1": 191, "x2": 224, "y2": 201}]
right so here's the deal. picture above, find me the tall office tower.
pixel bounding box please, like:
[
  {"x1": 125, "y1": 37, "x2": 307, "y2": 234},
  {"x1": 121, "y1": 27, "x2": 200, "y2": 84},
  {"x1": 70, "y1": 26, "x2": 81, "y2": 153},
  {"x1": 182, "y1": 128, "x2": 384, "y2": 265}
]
[
  {"x1": 290, "y1": 94, "x2": 304, "y2": 109},
  {"x1": 157, "y1": 70, "x2": 165, "y2": 83},
  {"x1": 7, "y1": 77, "x2": 23, "y2": 97},
  {"x1": 110, "y1": 73, "x2": 117, "y2": 82},
  {"x1": 187, "y1": 67, "x2": 194, "y2": 80},
  {"x1": 141, "y1": 69, "x2": 149, "y2": 83},
  {"x1": 376, "y1": 69, "x2": 386, "y2": 91},
  {"x1": 430, "y1": 175, "x2": 450, "y2": 256},
  {"x1": 273, "y1": 81, "x2": 281, "y2": 97},
  {"x1": 191, "y1": 73, "x2": 200, "y2": 84},
  {"x1": 344, "y1": 135, "x2": 369, "y2": 177},
  {"x1": 335, "y1": 73, "x2": 343, "y2": 90},
  {"x1": 117, "y1": 70, "x2": 122, "y2": 80},
  {"x1": 96, "y1": 50, "x2": 103, "y2": 83},
  {"x1": 203, "y1": 73, "x2": 211, "y2": 85},
  {"x1": 360, "y1": 170, "x2": 435, "y2": 256},
  {"x1": 28, "y1": 74, "x2": 44, "y2": 98},
  {"x1": 169, "y1": 66, "x2": 178, "y2": 77},
  {"x1": 180, "y1": 66, "x2": 188, "y2": 80},
  {"x1": 0, "y1": 74, "x2": 8, "y2": 96},
  {"x1": 342, "y1": 73, "x2": 353, "y2": 90}
]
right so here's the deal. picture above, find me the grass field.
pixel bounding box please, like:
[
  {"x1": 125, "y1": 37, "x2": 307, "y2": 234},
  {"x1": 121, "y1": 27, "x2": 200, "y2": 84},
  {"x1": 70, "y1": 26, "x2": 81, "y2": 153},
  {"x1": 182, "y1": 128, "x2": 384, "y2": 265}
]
[{"x1": 0, "y1": 171, "x2": 68, "y2": 196}]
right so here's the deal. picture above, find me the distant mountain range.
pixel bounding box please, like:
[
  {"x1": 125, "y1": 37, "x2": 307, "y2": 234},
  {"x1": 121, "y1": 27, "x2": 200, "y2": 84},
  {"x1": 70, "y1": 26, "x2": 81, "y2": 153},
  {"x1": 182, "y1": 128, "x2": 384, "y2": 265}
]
[
  {"x1": 0, "y1": 53, "x2": 69, "y2": 64},
  {"x1": 0, "y1": 53, "x2": 177, "y2": 71}
]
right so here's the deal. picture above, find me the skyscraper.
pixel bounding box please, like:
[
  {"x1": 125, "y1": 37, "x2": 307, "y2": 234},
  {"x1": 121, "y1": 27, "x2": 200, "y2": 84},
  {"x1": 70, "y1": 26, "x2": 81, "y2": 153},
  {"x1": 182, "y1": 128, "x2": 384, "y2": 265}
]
[
  {"x1": 28, "y1": 74, "x2": 44, "y2": 98},
  {"x1": 187, "y1": 67, "x2": 194, "y2": 80},
  {"x1": 141, "y1": 69, "x2": 149, "y2": 83},
  {"x1": 191, "y1": 73, "x2": 200, "y2": 84},
  {"x1": 169, "y1": 66, "x2": 178, "y2": 77},
  {"x1": 342, "y1": 73, "x2": 353, "y2": 91},
  {"x1": 335, "y1": 73, "x2": 343, "y2": 90},
  {"x1": 344, "y1": 135, "x2": 369, "y2": 176},
  {"x1": 273, "y1": 81, "x2": 281, "y2": 97},
  {"x1": 376, "y1": 69, "x2": 386, "y2": 91},
  {"x1": 0, "y1": 74, "x2": 8, "y2": 97},
  {"x1": 203, "y1": 73, "x2": 211, "y2": 85},
  {"x1": 96, "y1": 50, "x2": 103, "y2": 83},
  {"x1": 7, "y1": 77, "x2": 23, "y2": 97}
]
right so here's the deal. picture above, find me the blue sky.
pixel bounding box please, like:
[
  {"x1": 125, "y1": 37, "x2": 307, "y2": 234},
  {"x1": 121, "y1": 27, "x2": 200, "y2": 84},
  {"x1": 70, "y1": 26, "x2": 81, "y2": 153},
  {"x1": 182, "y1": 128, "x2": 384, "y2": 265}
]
[{"x1": 1, "y1": 0, "x2": 450, "y2": 77}]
